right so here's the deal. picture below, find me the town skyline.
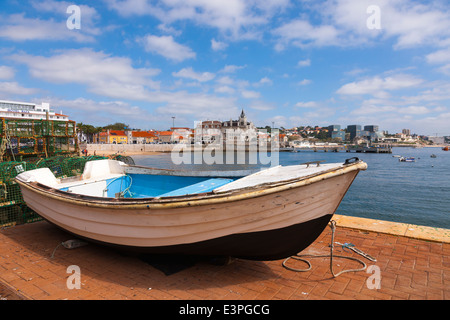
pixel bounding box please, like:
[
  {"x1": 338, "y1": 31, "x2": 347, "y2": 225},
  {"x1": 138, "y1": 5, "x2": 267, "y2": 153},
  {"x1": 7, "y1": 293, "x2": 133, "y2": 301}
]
[{"x1": 1, "y1": 1, "x2": 450, "y2": 136}]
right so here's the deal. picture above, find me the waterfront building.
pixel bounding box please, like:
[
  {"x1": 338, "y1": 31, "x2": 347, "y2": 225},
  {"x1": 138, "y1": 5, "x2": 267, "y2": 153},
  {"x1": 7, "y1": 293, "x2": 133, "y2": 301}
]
[
  {"x1": 364, "y1": 125, "x2": 379, "y2": 133},
  {"x1": 347, "y1": 125, "x2": 361, "y2": 141},
  {"x1": 194, "y1": 109, "x2": 258, "y2": 144},
  {"x1": 170, "y1": 127, "x2": 193, "y2": 144},
  {"x1": 327, "y1": 125, "x2": 341, "y2": 132},
  {"x1": 0, "y1": 99, "x2": 69, "y2": 121},
  {"x1": 327, "y1": 125, "x2": 346, "y2": 141},
  {"x1": 221, "y1": 109, "x2": 257, "y2": 143},
  {"x1": 97, "y1": 129, "x2": 128, "y2": 144},
  {"x1": 157, "y1": 131, "x2": 174, "y2": 143},
  {"x1": 129, "y1": 131, "x2": 158, "y2": 144},
  {"x1": 331, "y1": 130, "x2": 346, "y2": 141}
]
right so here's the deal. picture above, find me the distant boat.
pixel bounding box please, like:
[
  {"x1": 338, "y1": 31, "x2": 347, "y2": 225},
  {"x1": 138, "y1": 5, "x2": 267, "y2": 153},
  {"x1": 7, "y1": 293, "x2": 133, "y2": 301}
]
[
  {"x1": 393, "y1": 155, "x2": 401, "y2": 158},
  {"x1": 15, "y1": 158, "x2": 367, "y2": 261},
  {"x1": 430, "y1": 154, "x2": 437, "y2": 158},
  {"x1": 443, "y1": 146, "x2": 449, "y2": 151},
  {"x1": 399, "y1": 157, "x2": 415, "y2": 162},
  {"x1": 277, "y1": 147, "x2": 295, "y2": 152}
]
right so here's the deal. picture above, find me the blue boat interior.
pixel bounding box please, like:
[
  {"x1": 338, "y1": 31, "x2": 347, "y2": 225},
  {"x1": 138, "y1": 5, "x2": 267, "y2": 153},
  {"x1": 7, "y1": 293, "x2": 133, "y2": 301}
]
[
  {"x1": 127, "y1": 174, "x2": 235, "y2": 198},
  {"x1": 60, "y1": 174, "x2": 236, "y2": 198}
]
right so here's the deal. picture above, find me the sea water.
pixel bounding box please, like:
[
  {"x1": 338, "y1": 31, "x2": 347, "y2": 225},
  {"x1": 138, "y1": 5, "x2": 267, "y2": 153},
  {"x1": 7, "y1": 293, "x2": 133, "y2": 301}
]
[{"x1": 132, "y1": 147, "x2": 450, "y2": 229}]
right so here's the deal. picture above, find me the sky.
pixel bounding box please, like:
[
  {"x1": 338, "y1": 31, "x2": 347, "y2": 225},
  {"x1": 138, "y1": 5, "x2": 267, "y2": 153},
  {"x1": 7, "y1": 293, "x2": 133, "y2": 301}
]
[{"x1": 0, "y1": 0, "x2": 450, "y2": 136}]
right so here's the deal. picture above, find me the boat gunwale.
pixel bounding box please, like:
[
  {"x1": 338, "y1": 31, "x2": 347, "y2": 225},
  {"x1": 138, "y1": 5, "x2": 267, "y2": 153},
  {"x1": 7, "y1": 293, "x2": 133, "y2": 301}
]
[{"x1": 15, "y1": 160, "x2": 367, "y2": 210}]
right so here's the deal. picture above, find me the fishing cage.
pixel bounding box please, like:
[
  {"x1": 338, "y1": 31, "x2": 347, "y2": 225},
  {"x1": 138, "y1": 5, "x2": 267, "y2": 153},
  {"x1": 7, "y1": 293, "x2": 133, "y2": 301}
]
[
  {"x1": 0, "y1": 154, "x2": 134, "y2": 227},
  {"x1": 0, "y1": 155, "x2": 112, "y2": 227},
  {"x1": 0, "y1": 118, "x2": 79, "y2": 162}
]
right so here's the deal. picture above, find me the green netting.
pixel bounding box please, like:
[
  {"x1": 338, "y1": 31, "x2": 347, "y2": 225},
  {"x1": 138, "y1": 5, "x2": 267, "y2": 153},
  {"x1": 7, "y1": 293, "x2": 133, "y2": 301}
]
[
  {"x1": 111, "y1": 154, "x2": 135, "y2": 165},
  {"x1": 0, "y1": 154, "x2": 135, "y2": 227},
  {"x1": 0, "y1": 161, "x2": 39, "y2": 227},
  {"x1": 1, "y1": 118, "x2": 79, "y2": 161},
  {"x1": 0, "y1": 155, "x2": 107, "y2": 227}
]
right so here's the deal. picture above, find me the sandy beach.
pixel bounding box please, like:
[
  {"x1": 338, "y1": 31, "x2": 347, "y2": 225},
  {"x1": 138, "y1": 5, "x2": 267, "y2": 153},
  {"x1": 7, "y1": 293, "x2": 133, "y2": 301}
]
[{"x1": 81, "y1": 149, "x2": 163, "y2": 157}]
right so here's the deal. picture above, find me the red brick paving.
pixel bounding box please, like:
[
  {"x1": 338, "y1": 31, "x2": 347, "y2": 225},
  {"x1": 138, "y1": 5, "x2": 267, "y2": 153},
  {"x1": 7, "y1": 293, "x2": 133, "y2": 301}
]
[{"x1": 0, "y1": 220, "x2": 449, "y2": 300}]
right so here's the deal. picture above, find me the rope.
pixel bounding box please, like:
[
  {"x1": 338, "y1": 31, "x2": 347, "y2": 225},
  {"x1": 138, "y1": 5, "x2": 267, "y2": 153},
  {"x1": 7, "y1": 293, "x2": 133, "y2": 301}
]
[
  {"x1": 103, "y1": 174, "x2": 134, "y2": 198},
  {"x1": 2, "y1": 122, "x2": 15, "y2": 162},
  {"x1": 282, "y1": 220, "x2": 368, "y2": 277}
]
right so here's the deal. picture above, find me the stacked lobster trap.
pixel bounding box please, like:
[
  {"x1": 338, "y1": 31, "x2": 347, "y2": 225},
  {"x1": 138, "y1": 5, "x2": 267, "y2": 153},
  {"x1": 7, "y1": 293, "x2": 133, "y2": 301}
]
[
  {"x1": 0, "y1": 118, "x2": 79, "y2": 162},
  {"x1": 0, "y1": 117, "x2": 136, "y2": 227},
  {"x1": 0, "y1": 155, "x2": 115, "y2": 227}
]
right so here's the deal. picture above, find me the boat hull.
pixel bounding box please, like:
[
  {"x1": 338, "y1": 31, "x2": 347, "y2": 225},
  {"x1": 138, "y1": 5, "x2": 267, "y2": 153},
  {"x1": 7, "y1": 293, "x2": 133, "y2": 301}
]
[{"x1": 16, "y1": 162, "x2": 365, "y2": 260}]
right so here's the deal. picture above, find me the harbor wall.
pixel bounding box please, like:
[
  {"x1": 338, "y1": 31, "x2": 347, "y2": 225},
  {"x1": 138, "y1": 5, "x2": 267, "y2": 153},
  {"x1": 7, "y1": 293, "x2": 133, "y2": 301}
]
[{"x1": 86, "y1": 143, "x2": 174, "y2": 153}]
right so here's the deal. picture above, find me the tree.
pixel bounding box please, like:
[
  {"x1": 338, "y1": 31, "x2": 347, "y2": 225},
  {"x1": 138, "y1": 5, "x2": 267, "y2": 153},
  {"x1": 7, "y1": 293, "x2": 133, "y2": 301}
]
[
  {"x1": 77, "y1": 122, "x2": 103, "y2": 143},
  {"x1": 104, "y1": 122, "x2": 129, "y2": 130}
]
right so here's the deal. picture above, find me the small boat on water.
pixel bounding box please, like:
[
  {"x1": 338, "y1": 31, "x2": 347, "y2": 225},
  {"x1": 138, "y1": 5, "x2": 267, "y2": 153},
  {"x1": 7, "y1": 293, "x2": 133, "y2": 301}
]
[
  {"x1": 15, "y1": 158, "x2": 367, "y2": 261},
  {"x1": 399, "y1": 156, "x2": 415, "y2": 162},
  {"x1": 430, "y1": 154, "x2": 437, "y2": 158},
  {"x1": 443, "y1": 146, "x2": 449, "y2": 151}
]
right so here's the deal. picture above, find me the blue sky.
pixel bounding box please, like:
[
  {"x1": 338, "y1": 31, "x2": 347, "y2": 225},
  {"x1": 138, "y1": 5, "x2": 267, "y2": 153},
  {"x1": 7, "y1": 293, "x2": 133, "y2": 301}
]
[{"x1": 1, "y1": 0, "x2": 450, "y2": 136}]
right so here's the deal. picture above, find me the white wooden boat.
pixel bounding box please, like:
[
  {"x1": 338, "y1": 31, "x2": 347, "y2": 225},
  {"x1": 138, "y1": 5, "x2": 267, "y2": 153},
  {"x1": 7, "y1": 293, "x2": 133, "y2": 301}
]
[{"x1": 15, "y1": 157, "x2": 367, "y2": 260}]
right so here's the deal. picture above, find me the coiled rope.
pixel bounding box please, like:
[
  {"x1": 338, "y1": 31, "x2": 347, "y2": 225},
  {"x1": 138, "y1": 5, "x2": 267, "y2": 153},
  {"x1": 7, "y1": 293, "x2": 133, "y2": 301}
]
[{"x1": 282, "y1": 220, "x2": 368, "y2": 277}]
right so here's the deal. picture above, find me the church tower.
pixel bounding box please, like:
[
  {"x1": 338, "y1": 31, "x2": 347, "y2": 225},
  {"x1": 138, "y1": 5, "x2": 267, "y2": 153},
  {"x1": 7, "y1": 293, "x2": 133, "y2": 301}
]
[{"x1": 239, "y1": 109, "x2": 247, "y2": 127}]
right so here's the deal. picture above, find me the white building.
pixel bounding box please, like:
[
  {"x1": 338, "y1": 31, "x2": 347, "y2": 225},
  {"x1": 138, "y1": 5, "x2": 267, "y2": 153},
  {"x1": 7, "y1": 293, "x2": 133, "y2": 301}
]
[
  {"x1": 0, "y1": 100, "x2": 69, "y2": 121},
  {"x1": 221, "y1": 110, "x2": 257, "y2": 143}
]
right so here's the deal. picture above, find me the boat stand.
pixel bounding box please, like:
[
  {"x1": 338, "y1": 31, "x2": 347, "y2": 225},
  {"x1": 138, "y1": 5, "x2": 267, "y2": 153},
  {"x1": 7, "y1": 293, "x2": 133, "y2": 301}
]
[{"x1": 282, "y1": 220, "x2": 370, "y2": 277}]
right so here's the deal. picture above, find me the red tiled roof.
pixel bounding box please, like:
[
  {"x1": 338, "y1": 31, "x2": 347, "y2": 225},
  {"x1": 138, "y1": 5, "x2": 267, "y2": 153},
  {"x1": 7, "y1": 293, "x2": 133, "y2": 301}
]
[
  {"x1": 132, "y1": 131, "x2": 157, "y2": 138},
  {"x1": 109, "y1": 130, "x2": 126, "y2": 136},
  {"x1": 158, "y1": 131, "x2": 174, "y2": 136}
]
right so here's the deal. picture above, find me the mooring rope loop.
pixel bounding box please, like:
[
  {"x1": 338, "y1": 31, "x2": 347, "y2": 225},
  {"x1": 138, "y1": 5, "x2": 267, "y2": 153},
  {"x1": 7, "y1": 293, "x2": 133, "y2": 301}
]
[{"x1": 282, "y1": 220, "x2": 369, "y2": 277}]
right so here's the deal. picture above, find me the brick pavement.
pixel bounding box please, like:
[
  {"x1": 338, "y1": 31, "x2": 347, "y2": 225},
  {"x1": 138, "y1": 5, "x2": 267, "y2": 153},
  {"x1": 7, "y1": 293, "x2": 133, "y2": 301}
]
[{"x1": 0, "y1": 220, "x2": 449, "y2": 300}]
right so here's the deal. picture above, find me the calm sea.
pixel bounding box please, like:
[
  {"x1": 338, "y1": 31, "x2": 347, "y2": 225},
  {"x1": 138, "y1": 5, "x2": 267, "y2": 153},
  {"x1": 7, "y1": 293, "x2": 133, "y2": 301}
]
[{"x1": 132, "y1": 147, "x2": 450, "y2": 229}]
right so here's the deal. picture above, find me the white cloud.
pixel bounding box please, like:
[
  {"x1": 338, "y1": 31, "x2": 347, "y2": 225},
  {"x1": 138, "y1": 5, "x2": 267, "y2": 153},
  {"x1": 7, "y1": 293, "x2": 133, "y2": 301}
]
[
  {"x1": 254, "y1": 77, "x2": 272, "y2": 86},
  {"x1": 297, "y1": 59, "x2": 311, "y2": 67},
  {"x1": 172, "y1": 67, "x2": 215, "y2": 82},
  {"x1": 0, "y1": 66, "x2": 15, "y2": 80},
  {"x1": 399, "y1": 106, "x2": 430, "y2": 115},
  {"x1": 336, "y1": 74, "x2": 423, "y2": 98},
  {"x1": 31, "y1": 0, "x2": 101, "y2": 34},
  {"x1": 105, "y1": 0, "x2": 289, "y2": 40},
  {"x1": 426, "y1": 48, "x2": 450, "y2": 65},
  {"x1": 241, "y1": 90, "x2": 261, "y2": 99},
  {"x1": 273, "y1": 19, "x2": 339, "y2": 48},
  {"x1": 11, "y1": 48, "x2": 161, "y2": 100},
  {"x1": 220, "y1": 65, "x2": 246, "y2": 73},
  {"x1": 157, "y1": 23, "x2": 182, "y2": 36},
  {"x1": 211, "y1": 39, "x2": 228, "y2": 51},
  {"x1": 155, "y1": 92, "x2": 238, "y2": 120},
  {"x1": 0, "y1": 13, "x2": 95, "y2": 42},
  {"x1": 426, "y1": 47, "x2": 450, "y2": 75},
  {"x1": 216, "y1": 76, "x2": 234, "y2": 86},
  {"x1": 41, "y1": 97, "x2": 159, "y2": 128},
  {"x1": 140, "y1": 35, "x2": 196, "y2": 62},
  {"x1": 214, "y1": 85, "x2": 235, "y2": 94},
  {"x1": 249, "y1": 101, "x2": 275, "y2": 111},
  {"x1": 0, "y1": 81, "x2": 38, "y2": 95},
  {"x1": 272, "y1": 0, "x2": 450, "y2": 50},
  {"x1": 295, "y1": 101, "x2": 318, "y2": 108},
  {"x1": 298, "y1": 79, "x2": 312, "y2": 86},
  {"x1": 10, "y1": 48, "x2": 239, "y2": 123}
]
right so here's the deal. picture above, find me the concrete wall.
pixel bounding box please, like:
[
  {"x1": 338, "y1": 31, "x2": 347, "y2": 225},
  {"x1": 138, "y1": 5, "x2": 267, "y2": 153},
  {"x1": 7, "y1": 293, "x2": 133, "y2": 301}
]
[{"x1": 86, "y1": 143, "x2": 174, "y2": 153}]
